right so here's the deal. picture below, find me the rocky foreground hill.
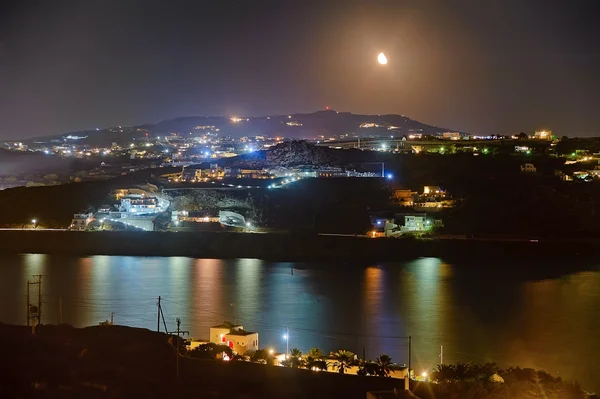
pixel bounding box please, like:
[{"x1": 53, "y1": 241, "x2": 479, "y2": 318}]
[{"x1": 220, "y1": 140, "x2": 368, "y2": 169}]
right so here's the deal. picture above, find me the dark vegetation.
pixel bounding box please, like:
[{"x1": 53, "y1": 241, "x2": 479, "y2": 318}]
[{"x1": 0, "y1": 167, "x2": 179, "y2": 227}]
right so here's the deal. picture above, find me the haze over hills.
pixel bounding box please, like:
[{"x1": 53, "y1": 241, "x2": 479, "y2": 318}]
[{"x1": 15, "y1": 110, "x2": 460, "y2": 145}]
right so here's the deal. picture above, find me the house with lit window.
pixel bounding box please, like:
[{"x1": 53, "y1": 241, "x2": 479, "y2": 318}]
[
  {"x1": 225, "y1": 329, "x2": 259, "y2": 355},
  {"x1": 209, "y1": 321, "x2": 259, "y2": 355},
  {"x1": 400, "y1": 215, "x2": 431, "y2": 233}
]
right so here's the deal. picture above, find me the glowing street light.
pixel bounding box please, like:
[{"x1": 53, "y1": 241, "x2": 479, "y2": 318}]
[
  {"x1": 377, "y1": 52, "x2": 388, "y2": 65},
  {"x1": 283, "y1": 328, "x2": 289, "y2": 356}
]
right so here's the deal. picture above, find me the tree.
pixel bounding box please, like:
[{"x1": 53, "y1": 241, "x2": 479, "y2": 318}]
[
  {"x1": 357, "y1": 360, "x2": 380, "y2": 376},
  {"x1": 307, "y1": 347, "x2": 325, "y2": 359},
  {"x1": 471, "y1": 362, "x2": 499, "y2": 381},
  {"x1": 282, "y1": 348, "x2": 304, "y2": 368},
  {"x1": 431, "y1": 364, "x2": 456, "y2": 382},
  {"x1": 251, "y1": 349, "x2": 272, "y2": 364},
  {"x1": 454, "y1": 363, "x2": 472, "y2": 381},
  {"x1": 329, "y1": 350, "x2": 356, "y2": 374},
  {"x1": 305, "y1": 348, "x2": 328, "y2": 371},
  {"x1": 189, "y1": 342, "x2": 232, "y2": 360},
  {"x1": 375, "y1": 354, "x2": 394, "y2": 377},
  {"x1": 518, "y1": 132, "x2": 528, "y2": 140}
]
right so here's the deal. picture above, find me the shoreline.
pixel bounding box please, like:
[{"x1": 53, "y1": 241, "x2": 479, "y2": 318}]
[{"x1": 0, "y1": 230, "x2": 598, "y2": 261}]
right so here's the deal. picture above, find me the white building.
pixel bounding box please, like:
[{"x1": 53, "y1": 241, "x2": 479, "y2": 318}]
[
  {"x1": 209, "y1": 322, "x2": 258, "y2": 355},
  {"x1": 225, "y1": 329, "x2": 259, "y2": 355},
  {"x1": 119, "y1": 194, "x2": 168, "y2": 215},
  {"x1": 210, "y1": 322, "x2": 242, "y2": 346},
  {"x1": 69, "y1": 213, "x2": 93, "y2": 231},
  {"x1": 401, "y1": 216, "x2": 429, "y2": 233},
  {"x1": 520, "y1": 163, "x2": 537, "y2": 173}
]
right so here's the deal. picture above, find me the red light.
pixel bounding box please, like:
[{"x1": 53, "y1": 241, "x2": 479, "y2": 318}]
[{"x1": 325, "y1": 106, "x2": 329, "y2": 110}]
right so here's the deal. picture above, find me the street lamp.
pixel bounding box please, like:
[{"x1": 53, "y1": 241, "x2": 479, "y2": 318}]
[
  {"x1": 31, "y1": 219, "x2": 37, "y2": 229},
  {"x1": 282, "y1": 328, "x2": 289, "y2": 356}
]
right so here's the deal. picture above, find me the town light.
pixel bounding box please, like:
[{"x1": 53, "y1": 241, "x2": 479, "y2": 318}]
[
  {"x1": 386, "y1": 173, "x2": 393, "y2": 179},
  {"x1": 269, "y1": 349, "x2": 274, "y2": 355},
  {"x1": 422, "y1": 372, "x2": 427, "y2": 377},
  {"x1": 31, "y1": 219, "x2": 37, "y2": 224},
  {"x1": 282, "y1": 334, "x2": 288, "y2": 340}
]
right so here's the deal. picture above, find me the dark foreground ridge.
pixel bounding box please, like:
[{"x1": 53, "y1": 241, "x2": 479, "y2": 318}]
[
  {"x1": 0, "y1": 323, "x2": 403, "y2": 399},
  {"x1": 0, "y1": 323, "x2": 594, "y2": 398},
  {"x1": 0, "y1": 231, "x2": 598, "y2": 261}
]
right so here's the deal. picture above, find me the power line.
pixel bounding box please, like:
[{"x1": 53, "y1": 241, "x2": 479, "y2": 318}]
[{"x1": 160, "y1": 298, "x2": 411, "y2": 341}]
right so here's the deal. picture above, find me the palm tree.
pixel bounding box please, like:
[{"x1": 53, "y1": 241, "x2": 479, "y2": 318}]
[
  {"x1": 454, "y1": 363, "x2": 472, "y2": 381},
  {"x1": 306, "y1": 358, "x2": 328, "y2": 371},
  {"x1": 305, "y1": 348, "x2": 327, "y2": 371},
  {"x1": 283, "y1": 348, "x2": 304, "y2": 368},
  {"x1": 375, "y1": 354, "x2": 394, "y2": 377},
  {"x1": 329, "y1": 350, "x2": 356, "y2": 374},
  {"x1": 431, "y1": 364, "x2": 456, "y2": 382},
  {"x1": 471, "y1": 362, "x2": 499, "y2": 381},
  {"x1": 307, "y1": 347, "x2": 325, "y2": 359},
  {"x1": 357, "y1": 360, "x2": 379, "y2": 376}
]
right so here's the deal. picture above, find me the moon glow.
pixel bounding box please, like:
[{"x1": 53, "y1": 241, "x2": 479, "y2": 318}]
[{"x1": 377, "y1": 52, "x2": 388, "y2": 65}]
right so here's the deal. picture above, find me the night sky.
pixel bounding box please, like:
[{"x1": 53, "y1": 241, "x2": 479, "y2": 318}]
[{"x1": 1, "y1": 0, "x2": 599, "y2": 139}]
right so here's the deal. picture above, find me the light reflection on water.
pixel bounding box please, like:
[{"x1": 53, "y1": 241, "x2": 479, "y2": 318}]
[{"x1": 0, "y1": 254, "x2": 599, "y2": 391}]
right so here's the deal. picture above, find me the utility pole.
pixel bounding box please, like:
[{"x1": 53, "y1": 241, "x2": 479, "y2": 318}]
[
  {"x1": 59, "y1": 296, "x2": 63, "y2": 324},
  {"x1": 35, "y1": 275, "x2": 43, "y2": 324},
  {"x1": 26, "y1": 280, "x2": 30, "y2": 328},
  {"x1": 440, "y1": 345, "x2": 443, "y2": 365},
  {"x1": 156, "y1": 296, "x2": 169, "y2": 333},
  {"x1": 157, "y1": 296, "x2": 161, "y2": 332},
  {"x1": 175, "y1": 318, "x2": 189, "y2": 379},
  {"x1": 26, "y1": 275, "x2": 43, "y2": 334},
  {"x1": 408, "y1": 335, "x2": 412, "y2": 379},
  {"x1": 110, "y1": 312, "x2": 114, "y2": 325}
]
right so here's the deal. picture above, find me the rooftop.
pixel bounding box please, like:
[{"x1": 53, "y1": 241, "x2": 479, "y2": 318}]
[
  {"x1": 225, "y1": 328, "x2": 257, "y2": 337},
  {"x1": 211, "y1": 321, "x2": 241, "y2": 329}
]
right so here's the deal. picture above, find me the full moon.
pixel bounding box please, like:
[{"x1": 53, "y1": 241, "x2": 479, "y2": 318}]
[{"x1": 377, "y1": 52, "x2": 388, "y2": 65}]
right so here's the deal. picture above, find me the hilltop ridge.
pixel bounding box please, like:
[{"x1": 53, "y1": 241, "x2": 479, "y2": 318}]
[{"x1": 16, "y1": 110, "x2": 460, "y2": 145}]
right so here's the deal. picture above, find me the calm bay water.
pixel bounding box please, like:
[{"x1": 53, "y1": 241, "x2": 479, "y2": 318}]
[{"x1": 0, "y1": 254, "x2": 599, "y2": 391}]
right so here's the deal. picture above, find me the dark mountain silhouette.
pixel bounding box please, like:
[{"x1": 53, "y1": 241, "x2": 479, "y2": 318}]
[
  {"x1": 143, "y1": 110, "x2": 457, "y2": 138},
  {"x1": 19, "y1": 110, "x2": 460, "y2": 145}
]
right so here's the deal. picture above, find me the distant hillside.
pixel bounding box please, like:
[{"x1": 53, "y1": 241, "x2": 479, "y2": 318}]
[
  {"x1": 19, "y1": 110, "x2": 460, "y2": 146},
  {"x1": 143, "y1": 110, "x2": 456, "y2": 139},
  {"x1": 216, "y1": 140, "x2": 379, "y2": 169}
]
